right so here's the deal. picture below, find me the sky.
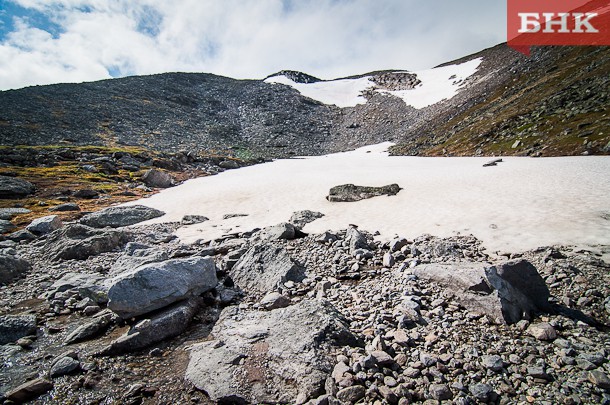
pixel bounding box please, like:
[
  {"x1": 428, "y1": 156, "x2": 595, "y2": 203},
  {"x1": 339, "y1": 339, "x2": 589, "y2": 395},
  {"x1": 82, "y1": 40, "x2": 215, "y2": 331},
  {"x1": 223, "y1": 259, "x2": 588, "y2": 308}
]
[{"x1": 0, "y1": 0, "x2": 507, "y2": 91}]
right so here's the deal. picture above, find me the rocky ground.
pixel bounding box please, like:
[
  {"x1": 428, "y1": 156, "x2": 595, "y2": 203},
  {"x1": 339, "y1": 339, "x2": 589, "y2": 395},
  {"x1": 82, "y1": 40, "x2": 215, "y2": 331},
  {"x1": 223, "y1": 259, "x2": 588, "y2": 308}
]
[{"x1": 0, "y1": 205, "x2": 609, "y2": 404}]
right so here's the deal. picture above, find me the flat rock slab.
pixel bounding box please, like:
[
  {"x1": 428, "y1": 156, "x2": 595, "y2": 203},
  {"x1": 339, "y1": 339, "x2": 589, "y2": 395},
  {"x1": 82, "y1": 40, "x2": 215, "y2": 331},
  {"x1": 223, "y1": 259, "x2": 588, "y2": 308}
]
[
  {"x1": 230, "y1": 244, "x2": 305, "y2": 296},
  {"x1": 80, "y1": 205, "x2": 165, "y2": 228},
  {"x1": 185, "y1": 299, "x2": 362, "y2": 404},
  {"x1": 411, "y1": 259, "x2": 550, "y2": 324},
  {"x1": 326, "y1": 183, "x2": 401, "y2": 202},
  {"x1": 43, "y1": 224, "x2": 128, "y2": 261},
  {"x1": 107, "y1": 256, "x2": 218, "y2": 319}
]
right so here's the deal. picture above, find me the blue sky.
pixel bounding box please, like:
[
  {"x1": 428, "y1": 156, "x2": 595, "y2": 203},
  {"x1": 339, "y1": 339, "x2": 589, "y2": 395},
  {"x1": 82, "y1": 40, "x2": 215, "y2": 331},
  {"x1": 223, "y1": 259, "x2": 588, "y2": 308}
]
[{"x1": 0, "y1": 0, "x2": 506, "y2": 90}]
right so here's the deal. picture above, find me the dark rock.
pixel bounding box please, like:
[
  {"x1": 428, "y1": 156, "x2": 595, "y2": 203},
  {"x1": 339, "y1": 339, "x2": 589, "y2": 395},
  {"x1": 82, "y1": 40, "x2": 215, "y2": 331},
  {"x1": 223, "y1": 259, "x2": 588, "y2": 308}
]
[
  {"x1": 65, "y1": 312, "x2": 115, "y2": 344},
  {"x1": 218, "y1": 159, "x2": 240, "y2": 169},
  {"x1": 43, "y1": 224, "x2": 128, "y2": 261},
  {"x1": 142, "y1": 169, "x2": 174, "y2": 188},
  {"x1": 181, "y1": 215, "x2": 209, "y2": 225},
  {"x1": 185, "y1": 299, "x2": 362, "y2": 404},
  {"x1": 481, "y1": 354, "x2": 504, "y2": 372},
  {"x1": 107, "y1": 256, "x2": 218, "y2": 318},
  {"x1": 0, "y1": 219, "x2": 15, "y2": 233},
  {"x1": 336, "y1": 385, "x2": 366, "y2": 403},
  {"x1": 73, "y1": 189, "x2": 100, "y2": 199},
  {"x1": 290, "y1": 210, "x2": 325, "y2": 229},
  {"x1": 469, "y1": 383, "x2": 493, "y2": 401},
  {"x1": 80, "y1": 205, "x2": 165, "y2": 228},
  {"x1": 0, "y1": 176, "x2": 35, "y2": 198},
  {"x1": 100, "y1": 299, "x2": 201, "y2": 355},
  {"x1": 230, "y1": 244, "x2": 306, "y2": 296},
  {"x1": 588, "y1": 370, "x2": 610, "y2": 389},
  {"x1": 0, "y1": 314, "x2": 37, "y2": 344},
  {"x1": 0, "y1": 253, "x2": 31, "y2": 285},
  {"x1": 4, "y1": 378, "x2": 53, "y2": 402},
  {"x1": 25, "y1": 215, "x2": 63, "y2": 235},
  {"x1": 7, "y1": 229, "x2": 37, "y2": 242},
  {"x1": 326, "y1": 183, "x2": 401, "y2": 202},
  {"x1": 429, "y1": 383, "x2": 452, "y2": 400},
  {"x1": 412, "y1": 259, "x2": 551, "y2": 324},
  {"x1": 50, "y1": 356, "x2": 80, "y2": 377},
  {"x1": 49, "y1": 203, "x2": 81, "y2": 212}
]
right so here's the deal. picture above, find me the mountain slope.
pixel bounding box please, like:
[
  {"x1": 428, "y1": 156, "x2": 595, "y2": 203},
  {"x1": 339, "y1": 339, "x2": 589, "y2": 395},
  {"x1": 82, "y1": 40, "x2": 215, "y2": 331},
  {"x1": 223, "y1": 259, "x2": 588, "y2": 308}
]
[{"x1": 0, "y1": 44, "x2": 608, "y2": 159}]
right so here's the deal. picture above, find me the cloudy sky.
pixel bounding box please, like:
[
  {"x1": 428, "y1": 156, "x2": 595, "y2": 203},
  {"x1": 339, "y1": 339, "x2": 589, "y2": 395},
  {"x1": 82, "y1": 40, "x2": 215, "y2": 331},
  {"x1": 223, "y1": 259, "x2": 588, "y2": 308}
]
[{"x1": 0, "y1": 0, "x2": 506, "y2": 91}]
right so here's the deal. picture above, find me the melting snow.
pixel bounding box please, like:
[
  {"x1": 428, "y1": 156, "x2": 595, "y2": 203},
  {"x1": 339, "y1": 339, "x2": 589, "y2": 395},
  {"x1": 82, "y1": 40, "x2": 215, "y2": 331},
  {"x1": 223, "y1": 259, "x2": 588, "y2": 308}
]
[
  {"x1": 126, "y1": 144, "x2": 610, "y2": 255},
  {"x1": 264, "y1": 58, "x2": 482, "y2": 109}
]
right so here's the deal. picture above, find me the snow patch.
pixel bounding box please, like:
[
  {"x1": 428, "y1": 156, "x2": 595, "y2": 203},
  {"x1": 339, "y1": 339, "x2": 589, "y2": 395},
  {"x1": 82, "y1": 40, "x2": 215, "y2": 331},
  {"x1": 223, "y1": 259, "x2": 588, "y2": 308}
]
[
  {"x1": 264, "y1": 58, "x2": 482, "y2": 109},
  {"x1": 124, "y1": 144, "x2": 610, "y2": 254}
]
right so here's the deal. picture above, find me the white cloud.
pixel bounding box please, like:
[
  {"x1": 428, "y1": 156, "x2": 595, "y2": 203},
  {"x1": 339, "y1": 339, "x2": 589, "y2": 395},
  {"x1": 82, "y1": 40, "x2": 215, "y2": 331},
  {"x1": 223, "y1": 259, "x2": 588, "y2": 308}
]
[{"x1": 0, "y1": 0, "x2": 506, "y2": 90}]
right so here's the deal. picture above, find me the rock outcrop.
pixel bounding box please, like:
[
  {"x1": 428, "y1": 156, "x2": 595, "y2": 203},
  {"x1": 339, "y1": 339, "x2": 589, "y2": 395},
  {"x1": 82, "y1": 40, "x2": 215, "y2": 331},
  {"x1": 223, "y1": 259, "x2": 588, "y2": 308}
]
[{"x1": 326, "y1": 183, "x2": 401, "y2": 202}]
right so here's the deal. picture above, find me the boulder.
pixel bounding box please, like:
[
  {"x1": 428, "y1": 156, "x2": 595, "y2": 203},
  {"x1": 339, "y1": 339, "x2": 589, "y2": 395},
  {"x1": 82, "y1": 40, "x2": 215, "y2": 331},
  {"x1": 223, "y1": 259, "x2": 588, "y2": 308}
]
[
  {"x1": 49, "y1": 203, "x2": 80, "y2": 212},
  {"x1": 185, "y1": 299, "x2": 362, "y2": 404},
  {"x1": 100, "y1": 299, "x2": 201, "y2": 355},
  {"x1": 110, "y1": 245, "x2": 169, "y2": 276},
  {"x1": 0, "y1": 314, "x2": 37, "y2": 344},
  {"x1": 107, "y1": 257, "x2": 218, "y2": 319},
  {"x1": 230, "y1": 244, "x2": 306, "y2": 296},
  {"x1": 65, "y1": 311, "x2": 116, "y2": 344},
  {"x1": 326, "y1": 183, "x2": 401, "y2": 202},
  {"x1": 411, "y1": 259, "x2": 551, "y2": 324},
  {"x1": 0, "y1": 207, "x2": 31, "y2": 220},
  {"x1": 0, "y1": 219, "x2": 15, "y2": 233},
  {"x1": 260, "y1": 292, "x2": 291, "y2": 310},
  {"x1": 49, "y1": 356, "x2": 80, "y2": 377},
  {"x1": 290, "y1": 210, "x2": 325, "y2": 230},
  {"x1": 346, "y1": 226, "x2": 371, "y2": 255},
  {"x1": 80, "y1": 205, "x2": 165, "y2": 228},
  {"x1": 257, "y1": 222, "x2": 298, "y2": 241},
  {"x1": 0, "y1": 252, "x2": 31, "y2": 285},
  {"x1": 181, "y1": 215, "x2": 209, "y2": 225},
  {"x1": 0, "y1": 176, "x2": 35, "y2": 198},
  {"x1": 7, "y1": 229, "x2": 37, "y2": 243},
  {"x1": 42, "y1": 224, "x2": 128, "y2": 261},
  {"x1": 4, "y1": 378, "x2": 53, "y2": 403},
  {"x1": 25, "y1": 215, "x2": 63, "y2": 235},
  {"x1": 142, "y1": 169, "x2": 174, "y2": 188}
]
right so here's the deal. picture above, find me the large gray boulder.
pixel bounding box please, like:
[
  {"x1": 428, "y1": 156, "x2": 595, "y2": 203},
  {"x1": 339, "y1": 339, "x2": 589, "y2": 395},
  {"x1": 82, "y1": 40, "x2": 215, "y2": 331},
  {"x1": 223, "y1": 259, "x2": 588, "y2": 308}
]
[
  {"x1": 110, "y1": 244, "x2": 169, "y2": 276},
  {"x1": 346, "y1": 226, "x2": 371, "y2": 255},
  {"x1": 185, "y1": 299, "x2": 362, "y2": 404},
  {"x1": 80, "y1": 205, "x2": 165, "y2": 228},
  {"x1": 25, "y1": 215, "x2": 63, "y2": 235},
  {"x1": 107, "y1": 257, "x2": 218, "y2": 319},
  {"x1": 326, "y1": 183, "x2": 401, "y2": 202},
  {"x1": 230, "y1": 244, "x2": 306, "y2": 296},
  {"x1": 43, "y1": 224, "x2": 128, "y2": 261},
  {"x1": 411, "y1": 259, "x2": 551, "y2": 324},
  {"x1": 100, "y1": 299, "x2": 201, "y2": 355},
  {"x1": 257, "y1": 222, "x2": 297, "y2": 241},
  {"x1": 0, "y1": 252, "x2": 31, "y2": 285},
  {"x1": 0, "y1": 176, "x2": 35, "y2": 198},
  {"x1": 0, "y1": 314, "x2": 37, "y2": 344},
  {"x1": 141, "y1": 169, "x2": 174, "y2": 188}
]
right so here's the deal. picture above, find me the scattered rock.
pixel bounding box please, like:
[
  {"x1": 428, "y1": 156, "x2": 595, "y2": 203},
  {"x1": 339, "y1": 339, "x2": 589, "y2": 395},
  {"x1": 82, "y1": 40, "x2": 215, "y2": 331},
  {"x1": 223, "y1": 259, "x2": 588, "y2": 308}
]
[
  {"x1": 181, "y1": 215, "x2": 209, "y2": 225},
  {"x1": 50, "y1": 356, "x2": 80, "y2": 377},
  {"x1": 429, "y1": 383, "x2": 452, "y2": 400},
  {"x1": 527, "y1": 322, "x2": 557, "y2": 341},
  {"x1": 101, "y1": 299, "x2": 201, "y2": 355},
  {"x1": 481, "y1": 354, "x2": 504, "y2": 372},
  {"x1": 230, "y1": 244, "x2": 305, "y2": 295},
  {"x1": 43, "y1": 224, "x2": 128, "y2": 261},
  {"x1": 326, "y1": 183, "x2": 401, "y2": 202},
  {"x1": 185, "y1": 299, "x2": 362, "y2": 404},
  {"x1": 0, "y1": 207, "x2": 31, "y2": 220},
  {"x1": 25, "y1": 215, "x2": 63, "y2": 235},
  {"x1": 4, "y1": 378, "x2": 53, "y2": 402},
  {"x1": 258, "y1": 222, "x2": 298, "y2": 241},
  {"x1": 73, "y1": 189, "x2": 100, "y2": 199},
  {"x1": 65, "y1": 312, "x2": 115, "y2": 344},
  {"x1": 0, "y1": 176, "x2": 35, "y2": 198},
  {"x1": 142, "y1": 169, "x2": 174, "y2": 188},
  {"x1": 0, "y1": 219, "x2": 15, "y2": 233},
  {"x1": 290, "y1": 210, "x2": 325, "y2": 229},
  {"x1": 49, "y1": 203, "x2": 81, "y2": 212},
  {"x1": 336, "y1": 385, "x2": 366, "y2": 403},
  {"x1": 588, "y1": 370, "x2": 610, "y2": 389},
  {"x1": 0, "y1": 314, "x2": 37, "y2": 344},
  {"x1": 469, "y1": 383, "x2": 493, "y2": 401},
  {"x1": 260, "y1": 292, "x2": 291, "y2": 310},
  {"x1": 80, "y1": 205, "x2": 165, "y2": 228},
  {"x1": 0, "y1": 252, "x2": 31, "y2": 285},
  {"x1": 107, "y1": 256, "x2": 218, "y2": 318}
]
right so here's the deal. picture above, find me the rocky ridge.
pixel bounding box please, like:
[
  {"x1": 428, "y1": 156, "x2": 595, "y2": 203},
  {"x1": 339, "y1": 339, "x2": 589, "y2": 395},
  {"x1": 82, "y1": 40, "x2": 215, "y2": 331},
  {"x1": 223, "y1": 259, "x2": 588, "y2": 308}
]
[{"x1": 0, "y1": 206, "x2": 608, "y2": 404}]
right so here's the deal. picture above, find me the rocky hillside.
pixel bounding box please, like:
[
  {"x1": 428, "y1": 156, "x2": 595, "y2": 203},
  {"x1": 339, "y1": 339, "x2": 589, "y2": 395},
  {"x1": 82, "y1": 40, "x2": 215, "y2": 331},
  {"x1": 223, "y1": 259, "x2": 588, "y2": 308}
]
[
  {"x1": 0, "y1": 44, "x2": 608, "y2": 161},
  {"x1": 0, "y1": 209, "x2": 609, "y2": 404}
]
